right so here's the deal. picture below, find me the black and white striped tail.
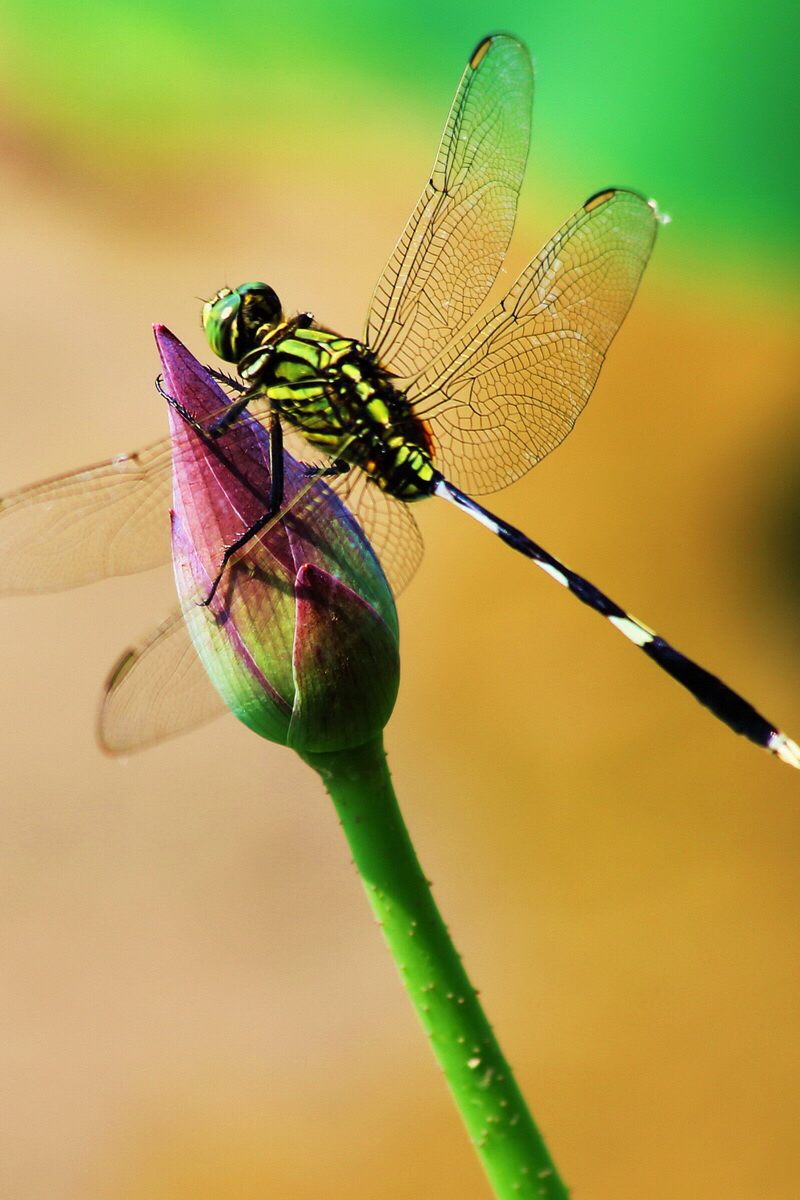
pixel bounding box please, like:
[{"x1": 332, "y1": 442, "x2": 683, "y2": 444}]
[{"x1": 433, "y1": 477, "x2": 800, "y2": 768}]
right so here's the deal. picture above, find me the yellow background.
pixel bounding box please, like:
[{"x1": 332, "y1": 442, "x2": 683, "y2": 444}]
[{"x1": 0, "y1": 2, "x2": 798, "y2": 1197}]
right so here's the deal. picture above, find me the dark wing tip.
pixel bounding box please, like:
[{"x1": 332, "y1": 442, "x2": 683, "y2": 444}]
[
  {"x1": 583, "y1": 186, "x2": 658, "y2": 214},
  {"x1": 583, "y1": 188, "x2": 618, "y2": 212},
  {"x1": 469, "y1": 32, "x2": 527, "y2": 69},
  {"x1": 97, "y1": 648, "x2": 138, "y2": 756},
  {"x1": 469, "y1": 36, "x2": 494, "y2": 68},
  {"x1": 103, "y1": 647, "x2": 137, "y2": 692}
]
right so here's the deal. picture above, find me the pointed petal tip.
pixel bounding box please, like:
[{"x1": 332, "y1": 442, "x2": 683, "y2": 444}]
[
  {"x1": 767, "y1": 731, "x2": 800, "y2": 769},
  {"x1": 153, "y1": 323, "x2": 176, "y2": 348}
]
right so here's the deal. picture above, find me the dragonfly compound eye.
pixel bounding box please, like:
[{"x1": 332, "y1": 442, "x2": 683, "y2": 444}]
[{"x1": 202, "y1": 283, "x2": 283, "y2": 363}]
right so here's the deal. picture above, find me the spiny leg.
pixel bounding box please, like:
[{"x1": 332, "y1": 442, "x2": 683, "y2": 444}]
[
  {"x1": 200, "y1": 371, "x2": 349, "y2": 481},
  {"x1": 198, "y1": 394, "x2": 349, "y2": 603},
  {"x1": 302, "y1": 457, "x2": 350, "y2": 479},
  {"x1": 433, "y1": 476, "x2": 800, "y2": 768},
  {"x1": 201, "y1": 410, "x2": 285, "y2": 607},
  {"x1": 202, "y1": 455, "x2": 352, "y2": 608},
  {"x1": 203, "y1": 446, "x2": 358, "y2": 606},
  {"x1": 206, "y1": 366, "x2": 247, "y2": 392},
  {"x1": 156, "y1": 373, "x2": 262, "y2": 441},
  {"x1": 158, "y1": 373, "x2": 286, "y2": 605},
  {"x1": 161, "y1": 371, "x2": 352, "y2": 606}
]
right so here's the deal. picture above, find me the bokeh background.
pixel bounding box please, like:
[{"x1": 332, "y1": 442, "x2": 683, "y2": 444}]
[{"x1": 0, "y1": 2, "x2": 798, "y2": 1197}]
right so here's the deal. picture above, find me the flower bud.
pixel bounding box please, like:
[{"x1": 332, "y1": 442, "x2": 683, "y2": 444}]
[{"x1": 156, "y1": 325, "x2": 399, "y2": 752}]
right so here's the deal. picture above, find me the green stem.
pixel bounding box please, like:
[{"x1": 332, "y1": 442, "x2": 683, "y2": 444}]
[{"x1": 300, "y1": 734, "x2": 569, "y2": 1200}]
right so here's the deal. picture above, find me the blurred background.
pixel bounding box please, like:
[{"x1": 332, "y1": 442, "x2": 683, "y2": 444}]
[{"x1": 0, "y1": 1, "x2": 798, "y2": 1197}]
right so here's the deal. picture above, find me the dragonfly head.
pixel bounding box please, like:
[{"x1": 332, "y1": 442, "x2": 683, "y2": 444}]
[{"x1": 202, "y1": 283, "x2": 283, "y2": 363}]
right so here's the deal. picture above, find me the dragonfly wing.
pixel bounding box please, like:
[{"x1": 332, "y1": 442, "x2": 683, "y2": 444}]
[
  {"x1": 99, "y1": 607, "x2": 226, "y2": 754},
  {"x1": 0, "y1": 396, "x2": 419, "y2": 602},
  {"x1": 365, "y1": 34, "x2": 533, "y2": 376},
  {"x1": 405, "y1": 188, "x2": 658, "y2": 495},
  {"x1": 0, "y1": 438, "x2": 174, "y2": 595},
  {"x1": 328, "y1": 467, "x2": 424, "y2": 598},
  {"x1": 0, "y1": 390, "x2": 277, "y2": 596},
  {"x1": 280, "y1": 427, "x2": 424, "y2": 598}
]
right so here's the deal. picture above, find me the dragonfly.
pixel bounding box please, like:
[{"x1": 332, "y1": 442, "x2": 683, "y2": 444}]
[{"x1": 1, "y1": 34, "x2": 797, "y2": 766}]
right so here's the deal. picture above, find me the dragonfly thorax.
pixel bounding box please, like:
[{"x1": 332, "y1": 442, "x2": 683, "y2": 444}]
[{"x1": 221, "y1": 299, "x2": 438, "y2": 502}]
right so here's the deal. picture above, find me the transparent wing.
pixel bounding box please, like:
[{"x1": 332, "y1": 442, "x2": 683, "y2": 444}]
[
  {"x1": 99, "y1": 608, "x2": 226, "y2": 755},
  {"x1": 365, "y1": 34, "x2": 533, "y2": 376},
  {"x1": 328, "y1": 467, "x2": 424, "y2": 598},
  {"x1": 0, "y1": 390, "x2": 270, "y2": 595},
  {"x1": 0, "y1": 439, "x2": 173, "y2": 594},
  {"x1": 98, "y1": 438, "x2": 424, "y2": 756},
  {"x1": 404, "y1": 189, "x2": 658, "y2": 495},
  {"x1": 0, "y1": 395, "x2": 422, "y2": 599}
]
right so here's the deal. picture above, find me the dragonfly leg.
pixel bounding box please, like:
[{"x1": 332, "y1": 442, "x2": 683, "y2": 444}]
[
  {"x1": 206, "y1": 366, "x2": 246, "y2": 392},
  {"x1": 201, "y1": 412, "x2": 285, "y2": 608},
  {"x1": 205, "y1": 313, "x2": 314, "y2": 398},
  {"x1": 302, "y1": 457, "x2": 350, "y2": 479},
  {"x1": 157, "y1": 374, "x2": 206, "y2": 434},
  {"x1": 205, "y1": 389, "x2": 265, "y2": 438},
  {"x1": 267, "y1": 408, "x2": 285, "y2": 515},
  {"x1": 156, "y1": 373, "x2": 261, "y2": 440}
]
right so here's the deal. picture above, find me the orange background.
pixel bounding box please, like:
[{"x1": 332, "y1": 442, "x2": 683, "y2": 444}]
[{"x1": 0, "y1": 3, "x2": 798, "y2": 1197}]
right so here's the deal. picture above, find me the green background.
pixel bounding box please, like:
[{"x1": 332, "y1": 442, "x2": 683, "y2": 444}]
[
  {"x1": 0, "y1": 3, "x2": 798, "y2": 1198},
  {"x1": 3, "y1": 0, "x2": 798, "y2": 286}
]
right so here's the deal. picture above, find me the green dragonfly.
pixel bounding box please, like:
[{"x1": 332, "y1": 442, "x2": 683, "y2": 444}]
[{"x1": 1, "y1": 34, "x2": 797, "y2": 766}]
